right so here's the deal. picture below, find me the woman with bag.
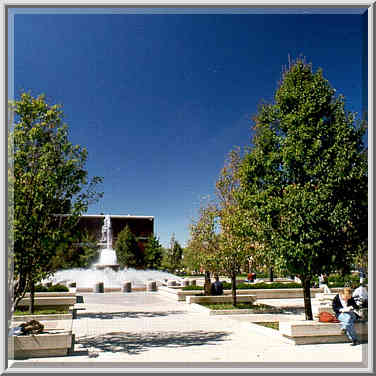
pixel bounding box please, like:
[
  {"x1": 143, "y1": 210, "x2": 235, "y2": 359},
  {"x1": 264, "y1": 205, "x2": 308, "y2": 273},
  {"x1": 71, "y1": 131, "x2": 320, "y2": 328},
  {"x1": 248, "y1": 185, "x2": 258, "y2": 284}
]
[{"x1": 332, "y1": 287, "x2": 360, "y2": 346}]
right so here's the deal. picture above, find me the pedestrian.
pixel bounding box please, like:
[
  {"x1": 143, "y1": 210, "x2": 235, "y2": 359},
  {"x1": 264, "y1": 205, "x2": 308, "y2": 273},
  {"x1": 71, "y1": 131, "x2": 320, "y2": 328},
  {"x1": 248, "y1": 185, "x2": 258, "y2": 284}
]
[
  {"x1": 359, "y1": 268, "x2": 366, "y2": 285},
  {"x1": 332, "y1": 287, "x2": 360, "y2": 346},
  {"x1": 210, "y1": 276, "x2": 224, "y2": 296},
  {"x1": 353, "y1": 284, "x2": 368, "y2": 308}
]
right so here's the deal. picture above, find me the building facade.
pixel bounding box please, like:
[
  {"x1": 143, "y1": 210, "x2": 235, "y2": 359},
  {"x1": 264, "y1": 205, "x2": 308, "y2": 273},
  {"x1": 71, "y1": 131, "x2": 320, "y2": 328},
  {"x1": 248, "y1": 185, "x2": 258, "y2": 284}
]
[{"x1": 77, "y1": 214, "x2": 154, "y2": 252}]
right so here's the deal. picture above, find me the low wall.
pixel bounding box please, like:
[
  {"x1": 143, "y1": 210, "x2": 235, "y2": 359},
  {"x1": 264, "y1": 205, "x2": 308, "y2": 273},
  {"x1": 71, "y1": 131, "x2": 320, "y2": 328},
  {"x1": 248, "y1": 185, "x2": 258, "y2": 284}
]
[
  {"x1": 186, "y1": 295, "x2": 256, "y2": 304},
  {"x1": 24, "y1": 292, "x2": 76, "y2": 298},
  {"x1": 18, "y1": 296, "x2": 77, "y2": 308},
  {"x1": 174, "y1": 287, "x2": 342, "y2": 302},
  {"x1": 12, "y1": 313, "x2": 72, "y2": 322}
]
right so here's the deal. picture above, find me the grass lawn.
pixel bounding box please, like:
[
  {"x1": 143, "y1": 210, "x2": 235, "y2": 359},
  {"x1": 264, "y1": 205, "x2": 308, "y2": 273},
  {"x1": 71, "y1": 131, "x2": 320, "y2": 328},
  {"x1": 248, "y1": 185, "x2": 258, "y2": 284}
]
[
  {"x1": 198, "y1": 302, "x2": 276, "y2": 311},
  {"x1": 13, "y1": 308, "x2": 70, "y2": 316},
  {"x1": 255, "y1": 322, "x2": 279, "y2": 330}
]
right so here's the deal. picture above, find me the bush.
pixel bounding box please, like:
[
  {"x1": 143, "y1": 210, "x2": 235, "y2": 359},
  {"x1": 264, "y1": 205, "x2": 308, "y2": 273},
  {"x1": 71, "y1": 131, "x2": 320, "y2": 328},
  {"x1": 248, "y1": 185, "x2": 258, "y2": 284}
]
[
  {"x1": 48, "y1": 284, "x2": 69, "y2": 292},
  {"x1": 222, "y1": 282, "x2": 302, "y2": 289},
  {"x1": 34, "y1": 284, "x2": 48, "y2": 292},
  {"x1": 181, "y1": 285, "x2": 204, "y2": 291}
]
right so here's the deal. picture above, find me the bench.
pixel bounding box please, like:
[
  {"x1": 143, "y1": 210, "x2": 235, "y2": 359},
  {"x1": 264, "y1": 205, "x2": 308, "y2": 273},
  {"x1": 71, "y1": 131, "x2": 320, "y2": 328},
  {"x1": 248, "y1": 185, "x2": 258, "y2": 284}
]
[{"x1": 279, "y1": 320, "x2": 368, "y2": 345}]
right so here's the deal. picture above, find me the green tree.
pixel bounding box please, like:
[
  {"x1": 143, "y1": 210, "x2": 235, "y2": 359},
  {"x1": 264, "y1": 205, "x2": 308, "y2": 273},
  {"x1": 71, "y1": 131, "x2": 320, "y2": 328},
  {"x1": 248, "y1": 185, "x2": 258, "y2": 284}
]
[
  {"x1": 215, "y1": 148, "x2": 254, "y2": 305},
  {"x1": 115, "y1": 225, "x2": 143, "y2": 268},
  {"x1": 144, "y1": 235, "x2": 163, "y2": 269},
  {"x1": 49, "y1": 230, "x2": 100, "y2": 270},
  {"x1": 187, "y1": 204, "x2": 221, "y2": 295},
  {"x1": 11, "y1": 93, "x2": 103, "y2": 314},
  {"x1": 238, "y1": 59, "x2": 367, "y2": 320}
]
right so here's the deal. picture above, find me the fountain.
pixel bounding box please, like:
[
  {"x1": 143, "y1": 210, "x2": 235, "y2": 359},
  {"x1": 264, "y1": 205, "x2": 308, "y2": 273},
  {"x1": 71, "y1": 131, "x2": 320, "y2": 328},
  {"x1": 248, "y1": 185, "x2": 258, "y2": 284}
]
[
  {"x1": 94, "y1": 214, "x2": 120, "y2": 272},
  {"x1": 45, "y1": 214, "x2": 182, "y2": 291}
]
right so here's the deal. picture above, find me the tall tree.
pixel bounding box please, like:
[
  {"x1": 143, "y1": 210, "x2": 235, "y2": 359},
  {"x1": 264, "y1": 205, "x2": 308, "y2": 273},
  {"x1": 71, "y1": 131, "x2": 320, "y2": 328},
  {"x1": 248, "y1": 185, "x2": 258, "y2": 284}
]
[
  {"x1": 187, "y1": 203, "x2": 221, "y2": 295},
  {"x1": 215, "y1": 148, "x2": 254, "y2": 306},
  {"x1": 238, "y1": 59, "x2": 367, "y2": 320},
  {"x1": 115, "y1": 225, "x2": 143, "y2": 268},
  {"x1": 11, "y1": 93, "x2": 103, "y2": 314},
  {"x1": 143, "y1": 235, "x2": 163, "y2": 269}
]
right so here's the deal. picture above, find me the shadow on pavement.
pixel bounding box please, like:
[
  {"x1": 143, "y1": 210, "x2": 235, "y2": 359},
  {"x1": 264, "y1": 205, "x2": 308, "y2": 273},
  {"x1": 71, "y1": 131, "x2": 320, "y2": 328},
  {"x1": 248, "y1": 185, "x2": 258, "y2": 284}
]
[
  {"x1": 76, "y1": 330, "x2": 230, "y2": 355},
  {"x1": 77, "y1": 311, "x2": 186, "y2": 319}
]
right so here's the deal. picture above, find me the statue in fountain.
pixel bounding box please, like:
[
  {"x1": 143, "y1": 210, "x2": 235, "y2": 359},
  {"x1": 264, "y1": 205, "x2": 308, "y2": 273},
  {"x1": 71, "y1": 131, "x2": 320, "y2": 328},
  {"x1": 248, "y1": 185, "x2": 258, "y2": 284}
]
[
  {"x1": 101, "y1": 215, "x2": 111, "y2": 244},
  {"x1": 96, "y1": 215, "x2": 119, "y2": 271}
]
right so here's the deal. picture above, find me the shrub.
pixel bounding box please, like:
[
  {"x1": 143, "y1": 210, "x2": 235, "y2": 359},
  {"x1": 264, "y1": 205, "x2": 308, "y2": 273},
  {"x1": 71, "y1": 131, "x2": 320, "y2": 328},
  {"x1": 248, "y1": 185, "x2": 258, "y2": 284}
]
[
  {"x1": 222, "y1": 282, "x2": 302, "y2": 289},
  {"x1": 34, "y1": 284, "x2": 49, "y2": 292},
  {"x1": 47, "y1": 284, "x2": 69, "y2": 292},
  {"x1": 181, "y1": 285, "x2": 204, "y2": 291}
]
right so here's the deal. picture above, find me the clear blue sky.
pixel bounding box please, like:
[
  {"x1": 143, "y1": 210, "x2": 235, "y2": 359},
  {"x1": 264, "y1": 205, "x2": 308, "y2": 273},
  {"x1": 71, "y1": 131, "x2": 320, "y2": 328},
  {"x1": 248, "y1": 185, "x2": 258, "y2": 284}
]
[{"x1": 11, "y1": 8, "x2": 367, "y2": 248}]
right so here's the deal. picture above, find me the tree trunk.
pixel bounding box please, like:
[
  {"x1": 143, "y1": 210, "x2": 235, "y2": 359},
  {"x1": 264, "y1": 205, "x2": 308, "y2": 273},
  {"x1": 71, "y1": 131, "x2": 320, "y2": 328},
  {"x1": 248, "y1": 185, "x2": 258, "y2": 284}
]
[
  {"x1": 302, "y1": 276, "x2": 313, "y2": 320},
  {"x1": 29, "y1": 280, "x2": 35, "y2": 314},
  {"x1": 204, "y1": 270, "x2": 211, "y2": 296},
  {"x1": 269, "y1": 267, "x2": 274, "y2": 282},
  {"x1": 231, "y1": 271, "x2": 237, "y2": 307}
]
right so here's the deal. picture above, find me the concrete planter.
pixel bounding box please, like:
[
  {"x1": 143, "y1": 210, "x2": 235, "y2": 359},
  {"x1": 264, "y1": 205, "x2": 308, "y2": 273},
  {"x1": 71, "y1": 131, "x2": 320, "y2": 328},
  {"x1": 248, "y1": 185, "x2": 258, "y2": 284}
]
[
  {"x1": 24, "y1": 292, "x2": 76, "y2": 298},
  {"x1": 12, "y1": 313, "x2": 72, "y2": 322},
  {"x1": 18, "y1": 296, "x2": 77, "y2": 309},
  {"x1": 9, "y1": 331, "x2": 74, "y2": 359}
]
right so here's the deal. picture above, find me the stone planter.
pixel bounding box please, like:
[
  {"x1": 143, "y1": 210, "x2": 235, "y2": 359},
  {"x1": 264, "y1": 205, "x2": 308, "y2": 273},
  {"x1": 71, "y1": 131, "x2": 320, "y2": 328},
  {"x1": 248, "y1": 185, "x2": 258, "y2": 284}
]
[{"x1": 9, "y1": 331, "x2": 74, "y2": 359}]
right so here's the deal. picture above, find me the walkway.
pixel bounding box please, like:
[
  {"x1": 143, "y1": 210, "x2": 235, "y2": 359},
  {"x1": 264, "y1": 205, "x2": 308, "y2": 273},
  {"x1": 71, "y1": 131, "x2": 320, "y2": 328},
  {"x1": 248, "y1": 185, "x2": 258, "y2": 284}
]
[{"x1": 12, "y1": 291, "x2": 367, "y2": 366}]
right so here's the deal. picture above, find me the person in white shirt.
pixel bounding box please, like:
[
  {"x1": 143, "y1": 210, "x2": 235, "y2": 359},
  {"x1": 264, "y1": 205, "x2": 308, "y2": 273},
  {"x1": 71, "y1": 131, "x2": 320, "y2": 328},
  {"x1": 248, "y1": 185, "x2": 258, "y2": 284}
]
[{"x1": 353, "y1": 284, "x2": 368, "y2": 308}]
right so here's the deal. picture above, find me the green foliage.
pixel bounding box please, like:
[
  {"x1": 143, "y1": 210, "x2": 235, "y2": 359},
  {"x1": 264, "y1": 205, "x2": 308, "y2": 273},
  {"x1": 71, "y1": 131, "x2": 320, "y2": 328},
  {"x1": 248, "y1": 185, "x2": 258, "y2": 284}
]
[
  {"x1": 115, "y1": 225, "x2": 143, "y2": 268},
  {"x1": 34, "y1": 285, "x2": 48, "y2": 292},
  {"x1": 238, "y1": 58, "x2": 367, "y2": 319},
  {"x1": 47, "y1": 284, "x2": 69, "y2": 292},
  {"x1": 10, "y1": 93, "x2": 103, "y2": 313},
  {"x1": 49, "y1": 230, "x2": 100, "y2": 270},
  {"x1": 181, "y1": 285, "x2": 204, "y2": 291},
  {"x1": 162, "y1": 235, "x2": 184, "y2": 273},
  {"x1": 222, "y1": 281, "x2": 302, "y2": 289},
  {"x1": 29, "y1": 284, "x2": 69, "y2": 292},
  {"x1": 143, "y1": 235, "x2": 163, "y2": 269}
]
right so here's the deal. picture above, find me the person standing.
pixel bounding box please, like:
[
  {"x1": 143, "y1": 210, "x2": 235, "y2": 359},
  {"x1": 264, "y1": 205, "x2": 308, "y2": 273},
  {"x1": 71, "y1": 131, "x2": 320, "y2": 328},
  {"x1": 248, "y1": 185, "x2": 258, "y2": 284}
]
[
  {"x1": 332, "y1": 287, "x2": 360, "y2": 346},
  {"x1": 210, "y1": 276, "x2": 224, "y2": 296}
]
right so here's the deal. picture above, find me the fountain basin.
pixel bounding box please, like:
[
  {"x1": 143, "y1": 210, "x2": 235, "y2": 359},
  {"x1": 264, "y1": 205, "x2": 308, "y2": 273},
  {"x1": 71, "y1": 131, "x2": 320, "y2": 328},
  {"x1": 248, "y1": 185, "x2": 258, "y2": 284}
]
[{"x1": 95, "y1": 264, "x2": 120, "y2": 272}]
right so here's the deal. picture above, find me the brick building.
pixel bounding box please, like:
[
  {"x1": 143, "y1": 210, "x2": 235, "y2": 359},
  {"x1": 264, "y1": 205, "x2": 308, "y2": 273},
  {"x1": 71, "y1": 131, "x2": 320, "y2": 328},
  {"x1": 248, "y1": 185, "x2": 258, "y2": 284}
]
[{"x1": 77, "y1": 214, "x2": 154, "y2": 252}]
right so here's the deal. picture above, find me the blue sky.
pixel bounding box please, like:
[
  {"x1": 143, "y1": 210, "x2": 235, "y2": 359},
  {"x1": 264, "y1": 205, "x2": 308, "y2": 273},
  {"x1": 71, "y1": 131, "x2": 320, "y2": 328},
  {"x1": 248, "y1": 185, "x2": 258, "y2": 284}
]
[{"x1": 10, "y1": 8, "x2": 367, "y2": 247}]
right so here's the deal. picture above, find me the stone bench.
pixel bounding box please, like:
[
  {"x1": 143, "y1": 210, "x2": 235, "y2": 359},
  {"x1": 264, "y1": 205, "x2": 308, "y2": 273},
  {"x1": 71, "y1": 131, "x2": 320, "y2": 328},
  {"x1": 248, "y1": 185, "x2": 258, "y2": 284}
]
[
  {"x1": 279, "y1": 320, "x2": 368, "y2": 345},
  {"x1": 186, "y1": 294, "x2": 256, "y2": 304}
]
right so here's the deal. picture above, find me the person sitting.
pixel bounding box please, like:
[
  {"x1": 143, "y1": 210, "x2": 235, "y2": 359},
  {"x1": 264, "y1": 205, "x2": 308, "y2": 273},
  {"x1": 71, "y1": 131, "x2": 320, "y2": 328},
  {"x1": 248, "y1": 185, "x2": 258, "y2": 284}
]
[
  {"x1": 210, "y1": 276, "x2": 224, "y2": 296},
  {"x1": 353, "y1": 284, "x2": 368, "y2": 308},
  {"x1": 332, "y1": 287, "x2": 360, "y2": 346}
]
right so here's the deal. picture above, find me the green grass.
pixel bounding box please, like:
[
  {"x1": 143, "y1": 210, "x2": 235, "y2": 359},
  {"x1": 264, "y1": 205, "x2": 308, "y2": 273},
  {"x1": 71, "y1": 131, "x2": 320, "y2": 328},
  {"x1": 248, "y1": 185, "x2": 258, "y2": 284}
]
[
  {"x1": 255, "y1": 322, "x2": 279, "y2": 330},
  {"x1": 13, "y1": 307, "x2": 70, "y2": 316},
  {"x1": 199, "y1": 302, "x2": 275, "y2": 311}
]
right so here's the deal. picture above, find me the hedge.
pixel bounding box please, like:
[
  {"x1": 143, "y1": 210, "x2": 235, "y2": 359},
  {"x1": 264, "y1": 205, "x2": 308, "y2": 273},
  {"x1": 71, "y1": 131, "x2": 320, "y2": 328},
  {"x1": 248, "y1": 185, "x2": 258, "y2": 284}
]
[{"x1": 30, "y1": 284, "x2": 69, "y2": 292}]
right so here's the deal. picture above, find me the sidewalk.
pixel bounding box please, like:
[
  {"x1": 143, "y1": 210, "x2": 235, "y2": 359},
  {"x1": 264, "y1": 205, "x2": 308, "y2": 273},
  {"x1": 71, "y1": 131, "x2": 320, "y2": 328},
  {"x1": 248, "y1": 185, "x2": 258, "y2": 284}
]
[{"x1": 11, "y1": 291, "x2": 367, "y2": 364}]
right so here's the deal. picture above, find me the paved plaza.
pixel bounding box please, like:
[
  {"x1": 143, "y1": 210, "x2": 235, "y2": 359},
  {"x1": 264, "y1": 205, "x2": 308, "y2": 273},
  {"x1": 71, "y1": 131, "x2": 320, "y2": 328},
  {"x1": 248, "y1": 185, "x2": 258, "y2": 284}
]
[{"x1": 11, "y1": 291, "x2": 367, "y2": 366}]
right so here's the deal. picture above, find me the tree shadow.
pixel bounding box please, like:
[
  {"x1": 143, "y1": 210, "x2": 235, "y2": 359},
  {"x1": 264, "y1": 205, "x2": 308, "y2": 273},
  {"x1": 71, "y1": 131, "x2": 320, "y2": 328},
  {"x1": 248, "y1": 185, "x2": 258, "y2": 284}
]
[
  {"x1": 76, "y1": 330, "x2": 230, "y2": 355},
  {"x1": 77, "y1": 311, "x2": 186, "y2": 319}
]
